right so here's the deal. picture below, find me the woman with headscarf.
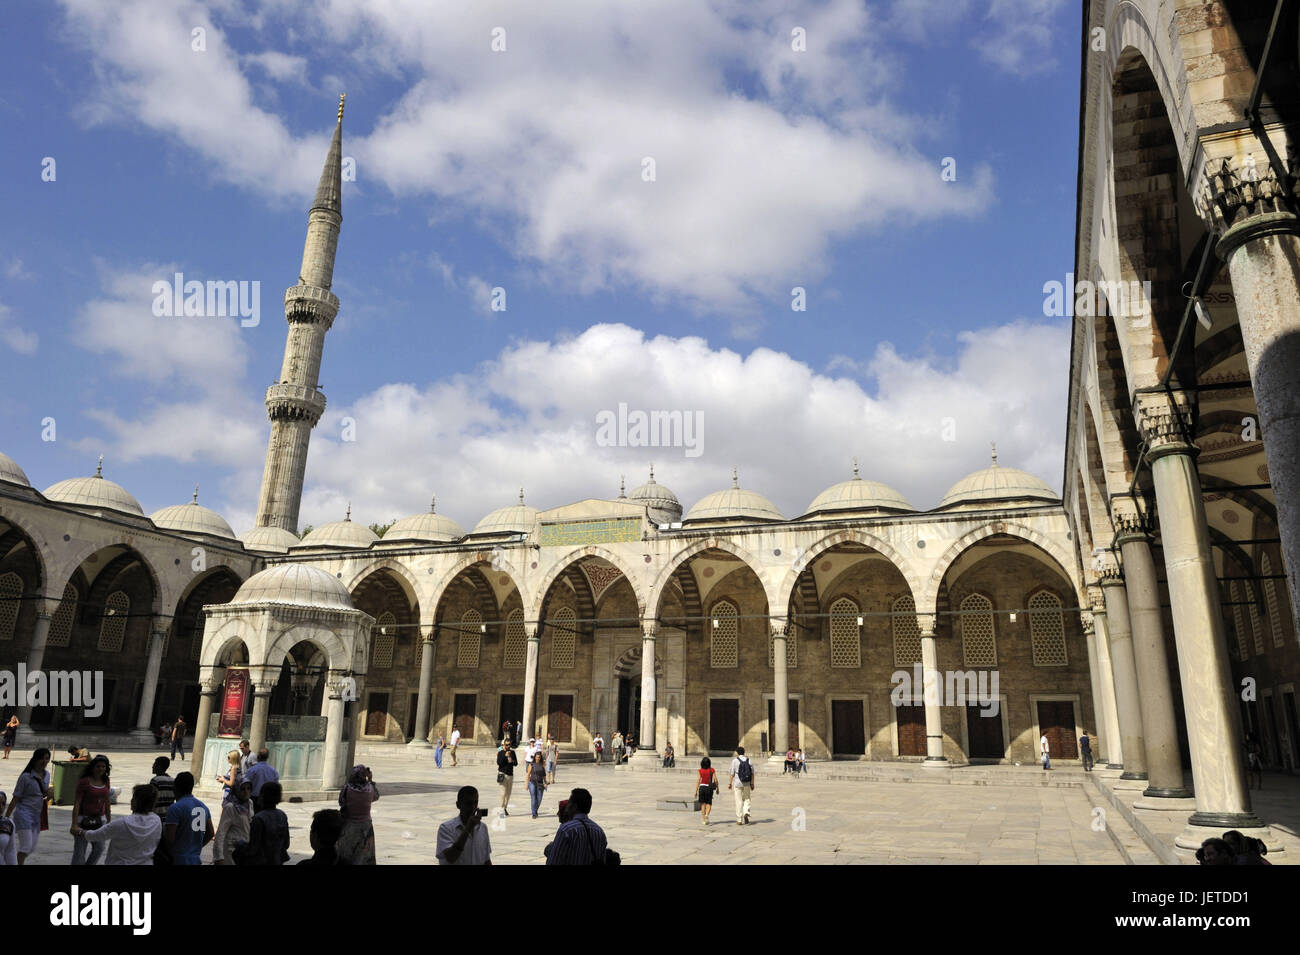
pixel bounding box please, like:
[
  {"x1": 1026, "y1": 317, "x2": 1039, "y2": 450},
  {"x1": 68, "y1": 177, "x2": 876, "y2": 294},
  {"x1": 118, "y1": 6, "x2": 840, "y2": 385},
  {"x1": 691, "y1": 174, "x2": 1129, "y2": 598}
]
[
  {"x1": 5, "y1": 748, "x2": 52, "y2": 864},
  {"x1": 213, "y1": 779, "x2": 253, "y2": 865},
  {"x1": 336, "y1": 764, "x2": 378, "y2": 864}
]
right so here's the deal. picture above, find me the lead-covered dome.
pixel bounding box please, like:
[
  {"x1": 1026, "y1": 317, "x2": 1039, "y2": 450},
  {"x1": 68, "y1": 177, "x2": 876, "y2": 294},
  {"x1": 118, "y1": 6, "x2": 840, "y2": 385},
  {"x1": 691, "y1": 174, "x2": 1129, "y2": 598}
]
[
  {"x1": 627, "y1": 466, "x2": 682, "y2": 525},
  {"x1": 43, "y1": 458, "x2": 144, "y2": 516},
  {"x1": 684, "y1": 470, "x2": 784, "y2": 524},
  {"x1": 294, "y1": 506, "x2": 378, "y2": 550},
  {"x1": 804, "y1": 461, "x2": 914, "y2": 519},
  {"x1": 0, "y1": 451, "x2": 30, "y2": 487},
  {"x1": 151, "y1": 487, "x2": 235, "y2": 539},
  {"x1": 939, "y1": 448, "x2": 1057, "y2": 509},
  {"x1": 230, "y1": 563, "x2": 354, "y2": 609},
  {"x1": 384, "y1": 497, "x2": 465, "y2": 543},
  {"x1": 472, "y1": 489, "x2": 539, "y2": 535},
  {"x1": 240, "y1": 525, "x2": 302, "y2": 554}
]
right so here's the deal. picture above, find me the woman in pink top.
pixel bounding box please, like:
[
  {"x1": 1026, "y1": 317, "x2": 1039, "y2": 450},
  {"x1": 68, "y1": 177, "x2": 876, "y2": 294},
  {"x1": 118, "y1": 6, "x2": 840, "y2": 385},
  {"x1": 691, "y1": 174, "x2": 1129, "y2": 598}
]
[
  {"x1": 71, "y1": 755, "x2": 112, "y2": 865},
  {"x1": 336, "y1": 764, "x2": 378, "y2": 864}
]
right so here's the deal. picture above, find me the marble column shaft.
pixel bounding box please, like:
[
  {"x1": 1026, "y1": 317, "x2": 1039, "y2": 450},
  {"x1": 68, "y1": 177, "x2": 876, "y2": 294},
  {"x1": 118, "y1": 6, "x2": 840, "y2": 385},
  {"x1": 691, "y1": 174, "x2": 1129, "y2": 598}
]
[{"x1": 1100, "y1": 577, "x2": 1147, "y2": 779}]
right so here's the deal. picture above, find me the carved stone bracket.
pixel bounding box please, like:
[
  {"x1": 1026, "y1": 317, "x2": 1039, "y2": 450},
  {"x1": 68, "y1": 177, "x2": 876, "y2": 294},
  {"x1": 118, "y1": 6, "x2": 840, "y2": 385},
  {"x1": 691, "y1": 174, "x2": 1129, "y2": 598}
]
[
  {"x1": 1135, "y1": 390, "x2": 1195, "y2": 460},
  {"x1": 1198, "y1": 153, "x2": 1298, "y2": 235}
]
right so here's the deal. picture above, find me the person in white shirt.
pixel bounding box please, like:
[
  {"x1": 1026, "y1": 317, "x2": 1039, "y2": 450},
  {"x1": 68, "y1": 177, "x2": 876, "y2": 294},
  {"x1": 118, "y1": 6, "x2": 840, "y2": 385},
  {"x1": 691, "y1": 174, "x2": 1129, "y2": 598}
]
[
  {"x1": 75, "y1": 784, "x2": 163, "y2": 865},
  {"x1": 1040, "y1": 734, "x2": 1051, "y2": 771},
  {"x1": 449, "y1": 727, "x2": 461, "y2": 767},
  {"x1": 729, "y1": 746, "x2": 757, "y2": 825},
  {"x1": 437, "y1": 786, "x2": 491, "y2": 865}
]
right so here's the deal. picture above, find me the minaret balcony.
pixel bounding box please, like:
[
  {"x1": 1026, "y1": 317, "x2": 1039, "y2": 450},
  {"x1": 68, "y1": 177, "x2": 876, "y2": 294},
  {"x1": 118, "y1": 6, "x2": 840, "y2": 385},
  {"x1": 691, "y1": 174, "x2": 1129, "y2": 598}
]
[
  {"x1": 283, "y1": 285, "x2": 340, "y2": 326},
  {"x1": 265, "y1": 382, "x2": 328, "y2": 423}
]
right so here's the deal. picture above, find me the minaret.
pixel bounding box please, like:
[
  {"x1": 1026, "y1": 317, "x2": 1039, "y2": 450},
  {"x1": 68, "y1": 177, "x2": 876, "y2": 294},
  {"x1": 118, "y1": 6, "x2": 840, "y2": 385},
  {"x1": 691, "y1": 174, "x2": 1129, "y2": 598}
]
[{"x1": 254, "y1": 95, "x2": 346, "y2": 532}]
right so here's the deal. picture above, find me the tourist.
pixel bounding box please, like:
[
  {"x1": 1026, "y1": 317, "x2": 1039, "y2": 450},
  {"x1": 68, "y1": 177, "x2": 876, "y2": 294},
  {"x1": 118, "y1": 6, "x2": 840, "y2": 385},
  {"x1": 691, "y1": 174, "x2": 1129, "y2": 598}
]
[
  {"x1": 1245, "y1": 734, "x2": 1263, "y2": 790},
  {"x1": 4, "y1": 750, "x2": 50, "y2": 864},
  {"x1": 449, "y1": 726, "x2": 461, "y2": 767},
  {"x1": 501, "y1": 719, "x2": 513, "y2": 746},
  {"x1": 237, "y1": 781, "x2": 290, "y2": 865},
  {"x1": 298, "y1": 809, "x2": 347, "y2": 865},
  {"x1": 1195, "y1": 838, "x2": 1235, "y2": 866},
  {"x1": 624, "y1": 734, "x2": 635, "y2": 761},
  {"x1": 215, "y1": 749, "x2": 242, "y2": 798},
  {"x1": 434, "y1": 733, "x2": 445, "y2": 769},
  {"x1": 238, "y1": 739, "x2": 256, "y2": 777},
  {"x1": 545, "y1": 735, "x2": 559, "y2": 784},
  {"x1": 1040, "y1": 732, "x2": 1051, "y2": 771},
  {"x1": 695, "y1": 757, "x2": 718, "y2": 825},
  {"x1": 150, "y1": 757, "x2": 176, "y2": 821},
  {"x1": 546, "y1": 788, "x2": 614, "y2": 865},
  {"x1": 1079, "y1": 732, "x2": 1093, "y2": 772},
  {"x1": 612, "y1": 731, "x2": 624, "y2": 764},
  {"x1": 542, "y1": 798, "x2": 575, "y2": 860},
  {"x1": 436, "y1": 785, "x2": 492, "y2": 865},
  {"x1": 497, "y1": 739, "x2": 518, "y2": 815},
  {"x1": 70, "y1": 754, "x2": 112, "y2": 865},
  {"x1": 593, "y1": 732, "x2": 604, "y2": 764},
  {"x1": 170, "y1": 716, "x2": 187, "y2": 761},
  {"x1": 337, "y1": 764, "x2": 379, "y2": 864},
  {"x1": 729, "y1": 746, "x2": 756, "y2": 825},
  {"x1": 2, "y1": 714, "x2": 17, "y2": 759},
  {"x1": 213, "y1": 780, "x2": 252, "y2": 865},
  {"x1": 157, "y1": 722, "x2": 170, "y2": 748},
  {"x1": 527, "y1": 751, "x2": 547, "y2": 818},
  {"x1": 662, "y1": 742, "x2": 675, "y2": 769},
  {"x1": 244, "y1": 747, "x2": 280, "y2": 811},
  {"x1": 1222, "y1": 830, "x2": 1270, "y2": 865},
  {"x1": 514, "y1": 720, "x2": 522, "y2": 746},
  {"x1": 66, "y1": 745, "x2": 90, "y2": 762},
  {"x1": 523, "y1": 736, "x2": 537, "y2": 766},
  {"x1": 783, "y1": 747, "x2": 795, "y2": 774},
  {"x1": 163, "y1": 772, "x2": 213, "y2": 865},
  {"x1": 74, "y1": 784, "x2": 161, "y2": 866},
  {"x1": 796, "y1": 748, "x2": 807, "y2": 775},
  {"x1": 0, "y1": 793, "x2": 15, "y2": 865}
]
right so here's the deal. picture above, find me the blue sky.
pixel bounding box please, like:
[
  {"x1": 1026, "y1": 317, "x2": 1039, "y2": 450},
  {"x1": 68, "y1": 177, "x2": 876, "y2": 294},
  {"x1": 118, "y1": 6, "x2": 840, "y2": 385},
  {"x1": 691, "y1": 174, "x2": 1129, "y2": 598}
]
[{"x1": 0, "y1": 0, "x2": 1079, "y2": 533}]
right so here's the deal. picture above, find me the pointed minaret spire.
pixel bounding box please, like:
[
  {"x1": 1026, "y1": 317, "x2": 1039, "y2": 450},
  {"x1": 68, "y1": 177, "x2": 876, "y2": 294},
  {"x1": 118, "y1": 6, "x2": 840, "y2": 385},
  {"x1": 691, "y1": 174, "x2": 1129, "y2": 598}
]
[
  {"x1": 254, "y1": 98, "x2": 348, "y2": 533},
  {"x1": 95, "y1": 455, "x2": 103, "y2": 478},
  {"x1": 991, "y1": 442, "x2": 998, "y2": 467},
  {"x1": 192, "y1": 484, "x2": 200, "y2": 504}
]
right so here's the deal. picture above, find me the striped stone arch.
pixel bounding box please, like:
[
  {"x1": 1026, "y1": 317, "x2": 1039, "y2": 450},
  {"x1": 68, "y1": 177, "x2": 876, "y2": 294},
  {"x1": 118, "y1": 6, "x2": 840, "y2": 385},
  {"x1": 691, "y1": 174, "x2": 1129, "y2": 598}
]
[
  {"x1": 647, "y1": 536, "x2": 767, "y2": 620},
  {"x1": 1102, "y1": 3, "x2": 1194, "y2": 164},
  {"x1": 774, "y1": 528, "x2": 918, "y2": 617},
  {"x1": 52, "y1": 538, "x2": 168, "y2": 618},
  {"x1": 0, "y1": 513, "x2": 54, "y2": 604},
  {"x1": 919, "y1": 522, "x2": 1082, "y2": 620},
  {"x1": 344, "y1": 557, "x2": 426, "y2": 617},
  {"x1": 428, "y1": 550, "x2": 530, "y2": 630},
  {"x1": 529, "y1": 545, "x2": 646, "y2": 621}
]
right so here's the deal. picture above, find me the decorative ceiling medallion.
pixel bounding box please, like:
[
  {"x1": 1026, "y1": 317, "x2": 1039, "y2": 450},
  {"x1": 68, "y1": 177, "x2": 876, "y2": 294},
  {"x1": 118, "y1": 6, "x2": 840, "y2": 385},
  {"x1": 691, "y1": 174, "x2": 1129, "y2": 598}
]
[
  {"x1": 1222, "y1": 509, "x2": 1240, "y2": 524},
  {"x1": 579, "y1": 562, "x2": 625, "y2": 602}
]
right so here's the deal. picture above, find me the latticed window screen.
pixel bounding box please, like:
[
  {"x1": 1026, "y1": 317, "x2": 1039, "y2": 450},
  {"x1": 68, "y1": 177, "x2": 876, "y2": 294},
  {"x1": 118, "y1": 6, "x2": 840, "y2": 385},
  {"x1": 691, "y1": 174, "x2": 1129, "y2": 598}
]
[
  {"x1": 550, "y1": 607, "x2": 576, "y2": 669},
  {"x1": 829, "y1": 597, "x2": 861, "y2": 668},
  {"x1": 710, "y1": 600, "x2": 738, "y2": 668},
  {"x1": 767, "y1": 626, "x2": 797, "y2": 668},
  {"x1": 503, "y1": 609, "x2": 526, "y2": 668},
  {"x1": 1028, "y1": 591, "x2": 1067, "y2": 666},
  {"x1": 893, "y1": 595, "x2": 921, "y2": 666},
  {"x1": 1262, "y1": 555, "x2": 1285, "y2": 648},
  {"x1": 960, "y1": 593, "x2": 997, "y2": 666},
  {"x1": 190, "y1": 622, "x2": 205, "y2": 661},
  {"x1": 1246, "y1": 585, "x2": 1267, "y2": 655},
  {"x1": 372, "y1": 612, "x2": 396, "y2": 668},
  {"x1": 414, "y1": 631, "x2": 425, "y2": 671},
  {"x1": 1228, "y1": 581, "x2": 1251, "y2": 661},
  {"x1": 47, "y1": 584, "x2": 77, "y2": 648},
  {"x1": 0, "y1": 572, "x2": 22, "y2": 641},
  {"x1": 458, "y1": 610, "x2": 482, "y2": 668},
  {"x1": 98, "y1": 591, "x2": 130, "y2": 653}
]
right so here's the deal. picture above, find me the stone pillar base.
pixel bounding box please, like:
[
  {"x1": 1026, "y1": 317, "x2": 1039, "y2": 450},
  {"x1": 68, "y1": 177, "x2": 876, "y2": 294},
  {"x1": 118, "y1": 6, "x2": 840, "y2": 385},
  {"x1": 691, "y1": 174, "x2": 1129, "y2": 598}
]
[
  {"x1": 624, "y1": 748, "x2": 661, "y2": 772},
  {"x1": 1113, "y1": 778, "x2": 1147, "y2": 791},
  {"x1": 1095, "y1": 767, "x2": 1123, "y2": 778},
  {"x1": 1176, "y1": 821, "x2": 1282, "y2": 855},
  {"x1": 1104, "y1": 762, "x2": 1123, "y2": 770},
  {"x1": 921, "y1": 756, "x2": 950, "y2": 770},
  {"x1": 1133, "y1": 796, "x2": 1198, "y2": 812},
  {"x1": 128, "y1": 727, "x2": 156, "y2": 740},
  {"x1": 1118, "y1": 770, "x2": 1148, "y2": 780},
  {"x1": 405, "y1": 739, "x2": 432, "y2": 749}
]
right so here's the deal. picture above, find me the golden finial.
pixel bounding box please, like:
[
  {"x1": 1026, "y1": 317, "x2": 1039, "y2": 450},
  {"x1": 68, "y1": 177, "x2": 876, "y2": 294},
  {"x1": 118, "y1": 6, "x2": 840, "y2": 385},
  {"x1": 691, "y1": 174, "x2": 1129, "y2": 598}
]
[{"x1": 337, "y1": 93, "x2": 346, "y2": 122}]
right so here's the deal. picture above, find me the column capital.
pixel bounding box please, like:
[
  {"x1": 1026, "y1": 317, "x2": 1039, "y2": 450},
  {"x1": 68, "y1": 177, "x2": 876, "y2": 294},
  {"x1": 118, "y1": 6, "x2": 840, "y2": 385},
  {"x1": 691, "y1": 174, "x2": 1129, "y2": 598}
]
[
  {"x1": 916, "y1": 613, "x2": 937, "y2": 636},
  {"x1": 768, "y1": 620, "x2": 789, "y2": 639},
  {"x1": 198, "y1": 671, "x2": 226, "y2": 695},
  {"x1": 1110, "y1": 496, "x2": 1150, "y2": 544},
  {"x1": 641, "y1": 624, "x2": 658, "y2": 641},
  {"x1": 1196, "y1": 153, "x2": 1299, "y2": 244},
  {"x1": 1086, "y1": 584, "x2": 1107, "y2": 613},
  {"x1": 1080, "y1": 610, "x2": 1095, "y2": 635},
  {"x1": 32, "y1": 592, "x2": 63, "y2": 619},
  {"x1": 1134, "y1": 390, "x2": 1196, "y2": 461}
]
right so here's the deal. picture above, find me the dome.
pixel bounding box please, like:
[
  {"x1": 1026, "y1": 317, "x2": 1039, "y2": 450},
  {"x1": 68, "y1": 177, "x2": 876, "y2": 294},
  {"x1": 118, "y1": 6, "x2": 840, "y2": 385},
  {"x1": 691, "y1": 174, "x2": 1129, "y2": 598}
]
[
  {"x1": 0, "y1": 451, "x2": 30, "y2": 487},
  {"x1": 684, "y1": 470, "x2": 784, "y2": 524},
  {"x1": 240, "y1": 525, "x2": 302, "y2": 554},
  {"x1": 472, "y1": 489, "x2": 539, "y2": 535},
  {"x1": 804, "y1": 461, "x2": 914, "y2": 518},
  {"x1": 939, "y1": 448, "x2": 1058, "y2": 509},
  {"x1": 294, "y1": 506, "x2": 379, "y2": 550},
  {"x1": 150, "y1": 487, "x2": 236, "y2": 539},
  {"x1": 231, "y1": 563, "x2": 354, "y2": 609},
  {"x1": 43, "y1": 458, "x2": 144, "y2": 516},
  {"x1": 626, "y1": 466, "x2": 682, "y2": 524},
  {"x1": 384, "y1": 497, "x2": 465, "y2": 543}
]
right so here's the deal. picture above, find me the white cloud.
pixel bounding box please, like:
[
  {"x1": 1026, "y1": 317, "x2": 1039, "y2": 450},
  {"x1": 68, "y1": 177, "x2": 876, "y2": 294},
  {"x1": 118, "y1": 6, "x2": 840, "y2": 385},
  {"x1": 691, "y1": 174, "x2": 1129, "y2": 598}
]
[
  {"x1": 0, "y1": 303, "x2": 38, "y2": 354},
  {"x1": 4, "y1": 258, "x2": 33, "y2": 280},
  {"x1": 972, "y1": 0, "x2": 1068, "y2": 76}
]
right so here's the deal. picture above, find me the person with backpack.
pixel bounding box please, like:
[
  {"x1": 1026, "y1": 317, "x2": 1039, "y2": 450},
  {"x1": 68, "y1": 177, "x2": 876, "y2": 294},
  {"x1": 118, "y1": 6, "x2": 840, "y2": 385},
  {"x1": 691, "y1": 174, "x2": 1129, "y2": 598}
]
[{"x1": 729, "y1": 746, "x2": 756, "y2": 825}]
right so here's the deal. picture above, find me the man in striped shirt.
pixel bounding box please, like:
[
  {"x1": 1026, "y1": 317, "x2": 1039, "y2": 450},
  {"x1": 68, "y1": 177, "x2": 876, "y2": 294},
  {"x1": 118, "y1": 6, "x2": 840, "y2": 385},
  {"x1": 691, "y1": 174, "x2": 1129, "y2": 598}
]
[{"x1": 545, "y1": 788, "x2": 607, "y2": 865}]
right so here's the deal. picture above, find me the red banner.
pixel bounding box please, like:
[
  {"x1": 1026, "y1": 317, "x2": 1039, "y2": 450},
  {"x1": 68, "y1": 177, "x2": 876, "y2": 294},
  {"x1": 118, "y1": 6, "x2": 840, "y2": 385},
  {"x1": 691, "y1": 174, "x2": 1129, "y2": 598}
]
[{"x1": 218, "y1": 667, "x2": 249, "y2": 737}]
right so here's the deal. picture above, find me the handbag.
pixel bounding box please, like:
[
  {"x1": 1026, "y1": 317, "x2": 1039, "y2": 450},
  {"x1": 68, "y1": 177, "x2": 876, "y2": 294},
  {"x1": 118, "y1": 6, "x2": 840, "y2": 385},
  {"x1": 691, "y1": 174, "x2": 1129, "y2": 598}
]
[
  {"x1": 497, "y1": 772, "x2": 505, "y2": 784},
  {"x1": 78, "y1": 815, "x2": 105, "y2": 831}
]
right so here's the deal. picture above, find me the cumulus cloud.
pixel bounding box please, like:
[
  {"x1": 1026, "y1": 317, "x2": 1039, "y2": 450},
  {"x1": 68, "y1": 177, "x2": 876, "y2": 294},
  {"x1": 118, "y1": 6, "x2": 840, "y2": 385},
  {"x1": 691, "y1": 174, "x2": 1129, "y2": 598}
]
[
  {"x1": 972, "y1": 0, "x2": 1069, "y2": 76},
  {"x1": 0, "y1": 303, "x2": 38, "y2": 354}
]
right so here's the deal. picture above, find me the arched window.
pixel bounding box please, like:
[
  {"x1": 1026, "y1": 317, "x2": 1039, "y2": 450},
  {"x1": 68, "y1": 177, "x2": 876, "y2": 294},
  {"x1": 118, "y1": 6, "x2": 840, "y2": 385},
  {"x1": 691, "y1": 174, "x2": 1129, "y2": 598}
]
[
  {"x1": 1028, "y1": 591, "x2": 1067, "y2": 666},
  {"x1": 372, "y1": 612, "x2": 396, "y2": 668},
  {"x1": 47, "y1": 583, "x2": 77, "y2": 648},
  {"x1": 829, "y1": 597, "x2": 860, "y2": 668},
  {"x1": 1262, "y1": 554, "x2": 1285, "y2": 648},
  {"x1": 98, "y1": 590, "x2": 130, "y2": 653},
  {"x1": 550, "y1": 606, "x2": 576, "y2": 669},
  {"x1": 458, "y1": 609, "x2": 482, "y2": 668},
  {"x1": 892, "y1": 595, "x2": 921, "y2": 666},
  {"x1": 0, "y1": 572, "x2": 22, "y2": 642},
  {"x1": 960, "y1": 593, "x2": 997, "y2": 667},
  {"x1": 709, "y1": 600, "x2": 738, "y2": 668},
  {"x1": 1228, "y1": 581, "x2": 1251, "y2": 661},
  {"x1": 503, "y1": 609, "x2": 526, "y2": 668}
]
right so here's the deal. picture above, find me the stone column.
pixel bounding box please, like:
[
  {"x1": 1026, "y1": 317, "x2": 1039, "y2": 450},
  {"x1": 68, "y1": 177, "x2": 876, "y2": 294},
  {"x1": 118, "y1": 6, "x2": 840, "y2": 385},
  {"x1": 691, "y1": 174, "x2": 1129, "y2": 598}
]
[
  {"x1": 248, "y1": 680, "x2": 275, "y2": 755},
  {"x1": 520, "y1": 624, "x2": 541, "y2": 741},
  {"x1": 189, "y1": 668, "x2": 224, "y2": 778},
  {"x1": 15, "y1": 594, "x2": 57, "y2": 738},
  {"x1": 1206, "y1": 163, "x2": 1300, "y2": 617},
  {"x1": 1136, "y1": 390, "x2": 1266, "y2": 843},
  {"x1": 1080, "y1": 609, "x2": 1106, "y2": 757},
  {"x1": 918, "y1": 614, "x2": 948, "y2": 768},
  {"x1": 1112, "y1": 499, "x2": 1192, "y2": 801},
  {"x1": 132, "y1": 619, "x2": 171, "y2": 738},
  {"x1": 322, "y1": 673, "x2": 348, "y2": 789},
  {"x1": 639, "y1": 625, "x2": 657, "y2": 751},
  {"x1": 771, "y1": 621, "x2": 789, "y2": 760},
  {"x1": 408, "y1": 626, "x2": 436, "y2": 747},
  {"x1": 345, "y1": 673, "x2": 365, "y2": 771},
  {"x1": 1099, "y1": 568, "x2": 1147, "y2": 780},
  {"x1": 1087, "y1": 585, "x2": 1123, "y2": 768}
]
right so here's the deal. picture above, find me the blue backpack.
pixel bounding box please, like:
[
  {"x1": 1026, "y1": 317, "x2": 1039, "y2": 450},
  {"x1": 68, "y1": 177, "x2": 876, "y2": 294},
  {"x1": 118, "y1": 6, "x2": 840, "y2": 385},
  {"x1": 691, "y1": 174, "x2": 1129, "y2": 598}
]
[{"x1": 737, "y1": 757, "x2": 754, "y2": 784}]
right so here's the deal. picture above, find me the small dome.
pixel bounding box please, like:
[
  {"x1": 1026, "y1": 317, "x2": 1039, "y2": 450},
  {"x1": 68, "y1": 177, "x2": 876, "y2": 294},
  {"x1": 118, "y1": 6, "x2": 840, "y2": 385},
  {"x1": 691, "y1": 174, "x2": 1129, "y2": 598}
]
[
  {"x1": 684, "y1": 470, "x2": 784, "y2": 524},
  {"x1": 43, "y1": 457, "x2": 144, "y2": 516},
  {"x1": 627, "y1": 466, "x2": 682, "y2": 524},
  {"x1": 231, "y1": 563, "x2": 354, "y2": 609},
  {"x1": 150, "y1": 486, "x2": 235, "y2": 539},
  {"x1": 294, "y1": 506, "x2": 378, "y2": 550},
  {"x1": 472, "y1": 489, "x2": 539, "y2": 535},
  {"x1": 804, "y1": 460, "x2": 914, "y2": 518},
  {"x1": 384, "y1": 497, "x2": 465, "y2": 543},
  {"x1": 0, "y1": 451, "x2": 30, "y2": 487},
  {"x1": 939, "y1": 447, "x2": 1057, "y2": 509},
  {"x1": 240, "y1": 525, "x2": 302, "y2": 554}
]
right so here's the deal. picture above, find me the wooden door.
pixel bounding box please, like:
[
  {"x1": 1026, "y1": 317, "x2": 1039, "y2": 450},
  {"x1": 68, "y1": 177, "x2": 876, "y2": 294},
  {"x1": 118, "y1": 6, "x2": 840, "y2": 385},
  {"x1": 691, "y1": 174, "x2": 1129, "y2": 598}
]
[
  {"x1": 453, "y1": 693, "x2": 476, "y2": 741},
  {"x1": 549, "y1": 694, "x2": 574, "y2": 742},
  {"x1": 766, "y1": 698, "x2": 799, "y2": 751},
  {"x1": 406, "y1": 692, "x2": 419, "y2": 739},
  {"x1": 365, "y1": 692, "x2": 390, "y2": 737},
  {"x1": 965, "y1": 703, "x2": 1005, "y2": 759},
  {"x1": 896, "y1": 704, "x2": 926, "y2": 756},
  {"x1": 1036, "y1": 701, "x2": 1078, "y2": 758},
  {"x1": 709, "y1": 699, "x2": 739, "y2": 752},
  {"x1": 831, "y1": 700, "x2": 865, "y2": 755}
]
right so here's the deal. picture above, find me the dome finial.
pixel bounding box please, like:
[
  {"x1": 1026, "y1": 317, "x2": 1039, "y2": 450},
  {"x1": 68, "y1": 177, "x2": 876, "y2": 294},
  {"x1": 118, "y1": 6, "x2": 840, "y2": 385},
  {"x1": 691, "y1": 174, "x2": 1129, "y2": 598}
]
[
  {"x1": 852, "y1": 457, "x2": 859, "y2": 479},
  {"x1": 95, "y1": 455, "x2": 103, "y2": 478},
  {"x1": 648, "y1": 463, "x2": 655, "y2": 483},
  {"x1": 337, "y1": 93, "x2": 346, "y2": 122},
  {"x1": 430, "y1": 495, "x2": 436, "y2": 513},
  {"x1": 345, "y1": 501, "x2": 351, "y2": 522},
  {"x1": 192, "y1": 483, "x2": 199, "y2": 504},
  {"x1": 732, "y1": 467, "x2": 739, "y2": 489},
  {"x1": 519, "y1": 487, "x2": 525, "y2": 505},
  {"x1": 619, "y1": 475, "x2": 626, "y2": 498},
  {"x1": 991, "y1": 442, "x2": 998, "y2": 467}
]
